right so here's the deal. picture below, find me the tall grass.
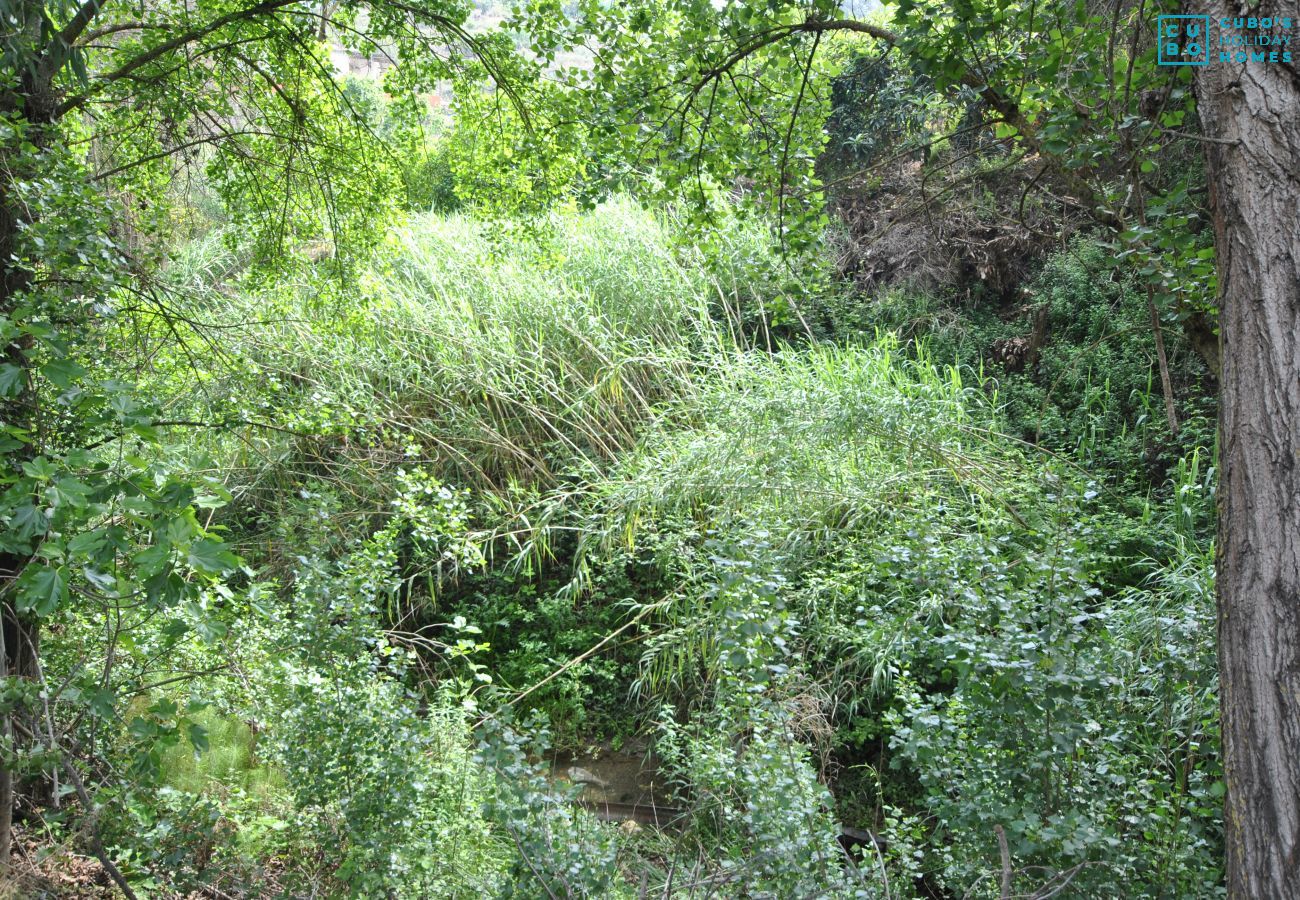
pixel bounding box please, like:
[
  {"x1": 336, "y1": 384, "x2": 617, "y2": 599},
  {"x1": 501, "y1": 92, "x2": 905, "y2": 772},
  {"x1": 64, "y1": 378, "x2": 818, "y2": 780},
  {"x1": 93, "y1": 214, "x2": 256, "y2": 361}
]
[
  {"x1": 364, "y1": 202, "x2": 728, "y2": 485},
  {"x1": 528, "y1": 336, "x2": 1042, "y2": 696},
  {"x1": 158, "y1": 709, "x2": 284, "y2": 802},
  {"x1": 580, "y1": 337, "x2": 1016, "y2": 552},
  {"x1": 157, "y1": 199, "x2": 808, "y2": 508}
]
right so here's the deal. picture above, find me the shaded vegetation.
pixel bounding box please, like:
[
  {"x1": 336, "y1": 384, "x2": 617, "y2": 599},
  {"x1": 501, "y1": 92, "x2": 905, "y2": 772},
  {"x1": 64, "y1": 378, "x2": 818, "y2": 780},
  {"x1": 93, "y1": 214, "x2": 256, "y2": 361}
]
[{"x1": 0, "y1": 0, "x2": 1243, "y2": 896}]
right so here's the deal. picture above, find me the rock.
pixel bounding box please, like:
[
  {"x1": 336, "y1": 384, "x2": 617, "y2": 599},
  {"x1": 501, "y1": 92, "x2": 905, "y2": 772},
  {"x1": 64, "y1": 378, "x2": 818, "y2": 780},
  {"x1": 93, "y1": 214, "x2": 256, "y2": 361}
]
[{"x1": 566, "y1": 765, "x2": 609, "y2": 788}]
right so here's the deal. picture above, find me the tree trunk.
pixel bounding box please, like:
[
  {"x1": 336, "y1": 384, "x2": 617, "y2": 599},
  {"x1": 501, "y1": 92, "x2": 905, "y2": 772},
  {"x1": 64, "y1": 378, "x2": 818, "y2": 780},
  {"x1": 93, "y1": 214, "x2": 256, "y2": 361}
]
[
  {"x1": 0, "y1": 51, "x2": 47, "y2": 868},
  {"x1": 0, "y1": 610, "x2": 38, "y2": 868},
  {"x1": 1194, "y1": 7, "x2": 1300, "y2": 897},
  {"x1": 0, "y1": 154, "x2": 26, "y2": 877}
]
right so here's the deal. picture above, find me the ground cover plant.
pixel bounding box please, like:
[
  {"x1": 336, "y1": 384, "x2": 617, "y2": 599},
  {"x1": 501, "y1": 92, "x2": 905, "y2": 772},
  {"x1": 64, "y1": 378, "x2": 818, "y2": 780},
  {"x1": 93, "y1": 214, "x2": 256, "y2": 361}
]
[{"x1": 1, "y1": 0, "x2": 1292, "y2": 896}]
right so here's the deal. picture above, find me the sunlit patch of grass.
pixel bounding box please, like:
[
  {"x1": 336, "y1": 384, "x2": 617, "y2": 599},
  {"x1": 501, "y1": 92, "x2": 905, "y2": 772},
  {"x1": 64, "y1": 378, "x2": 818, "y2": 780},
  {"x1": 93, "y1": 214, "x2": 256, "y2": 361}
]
[{"x1": 158, "y1": 708, "x2": 285, "y2": 803}]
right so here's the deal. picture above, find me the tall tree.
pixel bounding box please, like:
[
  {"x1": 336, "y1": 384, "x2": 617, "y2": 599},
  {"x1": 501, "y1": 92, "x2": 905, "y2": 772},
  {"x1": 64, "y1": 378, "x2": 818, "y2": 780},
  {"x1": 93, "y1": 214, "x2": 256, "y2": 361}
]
[
  {"x1": 0, "y1": 0, "x2": 523, "y2": 873},
  {"x1": 1193, "y1": 5, "x2": 1300, "y2": 895}
]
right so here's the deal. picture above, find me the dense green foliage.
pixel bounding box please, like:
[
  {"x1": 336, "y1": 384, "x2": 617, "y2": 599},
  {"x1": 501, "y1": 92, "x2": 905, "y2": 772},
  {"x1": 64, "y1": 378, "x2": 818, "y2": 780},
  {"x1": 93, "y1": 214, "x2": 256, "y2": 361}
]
[
  {"x1": 23, "y1": 195, "x2": 1215, "y2": 896},
  {"x1": 0, "y1": 0, "x2": 1232, "y2": 896}
]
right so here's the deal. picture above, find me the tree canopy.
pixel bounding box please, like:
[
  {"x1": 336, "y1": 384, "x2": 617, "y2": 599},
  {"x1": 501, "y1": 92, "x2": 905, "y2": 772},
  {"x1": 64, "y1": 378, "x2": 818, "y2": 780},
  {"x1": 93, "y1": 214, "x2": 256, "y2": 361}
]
[{"x1": 1, "y1": 0, "x2": 1296, "y2": 895}]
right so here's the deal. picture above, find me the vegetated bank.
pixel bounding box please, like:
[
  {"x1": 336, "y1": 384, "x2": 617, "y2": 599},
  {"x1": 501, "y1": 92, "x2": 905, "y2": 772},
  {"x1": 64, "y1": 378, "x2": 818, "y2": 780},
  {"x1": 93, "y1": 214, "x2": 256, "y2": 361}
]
[{"x1": 37, "y1": 194, "x2": 1222, "y2": 898}]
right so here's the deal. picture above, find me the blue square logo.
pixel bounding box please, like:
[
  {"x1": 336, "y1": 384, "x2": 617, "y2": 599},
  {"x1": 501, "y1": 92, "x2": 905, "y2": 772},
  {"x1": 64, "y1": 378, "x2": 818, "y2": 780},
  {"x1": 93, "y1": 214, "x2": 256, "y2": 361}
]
[{"x1": 1158, "y1": 15, "x2": 1211, "y2": 65}]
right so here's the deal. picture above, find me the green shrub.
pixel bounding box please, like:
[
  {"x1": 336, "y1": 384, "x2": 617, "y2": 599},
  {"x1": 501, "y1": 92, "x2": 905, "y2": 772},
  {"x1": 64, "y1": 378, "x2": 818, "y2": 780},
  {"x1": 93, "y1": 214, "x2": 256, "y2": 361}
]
[
  {"x1": 830, "y1": 239, "x2": 1216, "y2": 489},
  {"x1": 252, "y1": 506, "x2": 505, "y2": 897},
  {"x1": 478, "y1": 717, "x2": 627, "y2": 899},
  {"x1": 105, "y1": 201, "x2": 1222, "y2": 897},
  {"x1": 555, "y1": 334, "x2": 1220, "y2": 897},
  {"x1": 403, "y1": 139, "x2": 462, "y2": 213},
  {"x1": 888, "y1": 537, "x2": 1220, "y2": 897}
]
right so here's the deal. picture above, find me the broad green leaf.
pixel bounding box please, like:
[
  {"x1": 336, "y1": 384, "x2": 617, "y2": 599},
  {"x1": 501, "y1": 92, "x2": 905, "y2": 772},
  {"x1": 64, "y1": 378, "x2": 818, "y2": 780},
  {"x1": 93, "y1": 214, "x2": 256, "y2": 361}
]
[
  {"x1": 40, "y1": 358, "x2": 86, "y2": 389},
  {"x1": 187, "y1": 722, "x2": 210, "y2": 754},
  {"x1": 0, "y1": 364, "x2": 24, "y2": 397},
  {"x1": 187, "y1": 538, "x2": 238, "y2": 575},
  {"x1": 18, "y1": 566, "x2": 68, "y2": 616}
]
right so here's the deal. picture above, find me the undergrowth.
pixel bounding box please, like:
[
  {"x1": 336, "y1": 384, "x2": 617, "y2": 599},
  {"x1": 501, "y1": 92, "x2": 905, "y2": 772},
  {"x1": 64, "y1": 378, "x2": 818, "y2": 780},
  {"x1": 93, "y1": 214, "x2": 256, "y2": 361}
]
[{"x1": 51, "y1": 199, "x2": 1224, "y2": 898}]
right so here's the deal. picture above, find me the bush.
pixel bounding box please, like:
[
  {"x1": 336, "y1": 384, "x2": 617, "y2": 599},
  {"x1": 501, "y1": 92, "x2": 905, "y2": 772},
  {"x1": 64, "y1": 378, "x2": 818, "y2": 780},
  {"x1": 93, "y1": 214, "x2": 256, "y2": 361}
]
[
  {"x1": 403, "y1": 140, "x2": 462, "y2": 213},
  {"x1": 478, "y1": 717, "x2": 626, "y2": 898},
  {"x1": 555, "y1": 334, "x2": 1220, "y2": 897},
  {"x1": 93, "y1": 199, "x2": 1222, "y2": 897},
  {"x1": 834, "y1": 239, "x2": 1217, "y2": 488}
]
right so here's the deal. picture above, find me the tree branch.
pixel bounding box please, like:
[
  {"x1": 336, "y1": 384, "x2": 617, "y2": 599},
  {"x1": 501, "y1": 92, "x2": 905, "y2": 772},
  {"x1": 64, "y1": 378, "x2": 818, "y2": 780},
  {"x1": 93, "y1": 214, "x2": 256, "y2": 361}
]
[
  {"x1": 36, "y1": 0, "x2": 108, "y2": 83},
  {"x1": 55, "y1": 0, "x2": 303, "y2": 118}
]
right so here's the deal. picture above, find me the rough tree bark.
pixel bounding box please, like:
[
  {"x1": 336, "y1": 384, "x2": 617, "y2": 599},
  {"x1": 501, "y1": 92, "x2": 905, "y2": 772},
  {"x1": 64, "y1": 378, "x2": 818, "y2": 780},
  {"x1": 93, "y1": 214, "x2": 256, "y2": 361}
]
[
  {"x1": 0, "y1": 0, "x2": 52, "y2": 863},
  {"x1": 1193, "y1": 4, "x2": 1300, "y2": 896},
  {"x1": 0, "y1": 154, "x2": 37, "y2": 876},
  {"x1": 0, "y1": 171, "x2": 41, "y2": 874}
]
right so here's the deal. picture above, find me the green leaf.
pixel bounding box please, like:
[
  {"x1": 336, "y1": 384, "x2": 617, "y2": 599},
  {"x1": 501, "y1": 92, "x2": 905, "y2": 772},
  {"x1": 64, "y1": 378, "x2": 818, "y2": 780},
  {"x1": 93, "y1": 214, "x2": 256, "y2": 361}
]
[
  {"x1": 7, "y1": 503, "x2": 48, "y2": 543},
  {"x1": 40, "y1": 358, "x2": 86, "y2": 389},
  {"x1": 82, "y1": 566, "x2": 117, "y2": 593},
  {"x1": 67, "y1": 529, "x2": 107, "y2": 556},
  {"x1": 18, "y1": 566, "x2": 68, "y2": 616},
  {"x1": 145, "y1": 570, "x2": 186, "y2": 606},
  {"x1": 187, "y1": 722, "x2": 210, "y2": 754},
  {"x1": 69, "y1": 47, "x2": 89, "y2": 87},
  {"x1": 186, "y1": 538, "x2": 238, "y2": 576},
  {"x1": 133, "y1": 543, "x2": 170, "y2": 574},
  {"x1": 127, "y1": 716, "x2": 156, "y2": 740},
  {"x1": 87, "y1": 688, "x2": 116, "y2": 721},
  {"x1": 150, "y1": 697, "x2": 178, "y2": 718},
  {"x1": 192, "y1": 615, "x2": 228, "y2": 645},
  {"x1": 21, "y1": 456, "x2": 56, "y2": 480},
  {"x1": 48, "y1": 476, "x2": 92, "y2": 508},
  {"x1": 0, "y1": 364, "x2": 24, "y2": 398}
]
